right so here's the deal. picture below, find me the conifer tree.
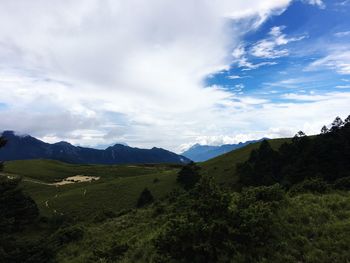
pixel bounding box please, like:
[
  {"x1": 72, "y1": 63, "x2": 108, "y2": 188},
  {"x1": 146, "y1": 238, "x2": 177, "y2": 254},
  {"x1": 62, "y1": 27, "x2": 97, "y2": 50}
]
[
  {"x1": 345, "y1": 115, "x2": 350, "y2": 124},
  {"x1": 331, "y1": 116, "x2": 344, "y2": 131},
  {"x1": 321, "y1": 125, "x2": 329, "y2": 134}
]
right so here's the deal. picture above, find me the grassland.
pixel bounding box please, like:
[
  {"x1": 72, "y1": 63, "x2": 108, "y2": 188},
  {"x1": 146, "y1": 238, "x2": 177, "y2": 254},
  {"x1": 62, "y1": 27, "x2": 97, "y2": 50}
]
[
  {"x1": 200, "y1": 138, "x2": 290, "y2": 186},
  {"x1": 3, "y1": 160, "x2": 181, "y2": 220},
  {"x1": 2, "y1": 138, "x2": 289, "y2": 220}
]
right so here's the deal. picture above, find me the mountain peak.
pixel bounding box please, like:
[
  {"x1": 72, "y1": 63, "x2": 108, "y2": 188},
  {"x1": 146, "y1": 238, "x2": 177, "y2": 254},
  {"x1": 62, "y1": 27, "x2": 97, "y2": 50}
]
[
  {"x1": 182, "y1": 139, "x2": 264, "y2": 162},
  {"x1": 2, "y1": 130, "x2": 16, "y2": 137},
  {"x1": 0, "y1": 131, "x2": 190, "y2": 165}
]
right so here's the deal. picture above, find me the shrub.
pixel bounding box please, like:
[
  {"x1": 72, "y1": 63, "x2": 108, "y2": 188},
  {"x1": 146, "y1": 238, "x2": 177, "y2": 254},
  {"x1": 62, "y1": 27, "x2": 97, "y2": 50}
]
[
  {"x1": 155, "y1": 177, "x2": 235, "y2": 262},
  {"x1": 234, "y1": 184, "x2": 286, "y2": 258},
  {"x1": 92, "y1": 242, "x2": 129, "y2": 262},
  {"x1": 93, "y1": 210, "x2": 117, "y2": 223},
  {"x1": 51, "y1": 225, "x2": 84, "y2": 247},
  {"x1": 333, "y1": 176, "x2": 350, "y2": 190},
  {"x1": 289, "y1": 177, "x2": 330, "y2": 195},
  {"x1": 177, "y1": 162, "x2": 201, "y2": 190},
  {"x1": 137, "y1": 188, "x2": 154, "y2": 208}
]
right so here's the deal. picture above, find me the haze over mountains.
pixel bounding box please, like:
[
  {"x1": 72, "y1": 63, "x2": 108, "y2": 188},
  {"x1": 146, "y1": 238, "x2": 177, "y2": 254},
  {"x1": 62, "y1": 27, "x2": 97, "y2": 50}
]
[
  {"x1": 181, "y1": 139, "x2": 264, "y2": 162},
  {"x1": 0, "y1": 131, "x2": 190, "y2": 165}
]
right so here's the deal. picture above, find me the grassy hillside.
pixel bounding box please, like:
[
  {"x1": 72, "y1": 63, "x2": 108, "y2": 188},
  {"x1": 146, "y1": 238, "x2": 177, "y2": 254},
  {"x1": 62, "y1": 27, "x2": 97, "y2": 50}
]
[
  {"x1": 56, "y1": 190, "x2": 350, "y2": 263},
  {"x1": 2, "y1": 138, "x2": 290, "y2": 220},
  {"x1": 3, "y1": 160, "x2": 181, "y2": 220},
  {"x1": 200, "y1": 138, "x2": 290, "y2": 186},
  {"x1": 3, "y1": 132, "x2": 350, "y2": 262},
  {"x1": 4, "y1": 159, "x2": 178, "y2": 182}
]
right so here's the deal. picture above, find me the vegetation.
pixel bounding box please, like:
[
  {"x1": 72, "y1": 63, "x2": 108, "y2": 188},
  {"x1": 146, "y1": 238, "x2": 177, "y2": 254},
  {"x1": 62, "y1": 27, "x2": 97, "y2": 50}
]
[
  {"x1": 1, "y1": 115, "x2": 350, "y2": 262},
  {"x1": 237, "y1": 115, "x2": 350, "y2": 188},
  {"x1": 177, "y1": 162, "x2": 201, "y2": 190},
  {"x1": 137, "y1": 188, "x2": 154, "y2": 207}
]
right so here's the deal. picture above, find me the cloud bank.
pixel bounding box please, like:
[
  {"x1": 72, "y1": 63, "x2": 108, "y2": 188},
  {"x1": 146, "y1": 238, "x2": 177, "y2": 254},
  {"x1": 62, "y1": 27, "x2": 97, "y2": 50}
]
[{"x1": 0, "y1": 0, "x2": 347, "y2": 152}]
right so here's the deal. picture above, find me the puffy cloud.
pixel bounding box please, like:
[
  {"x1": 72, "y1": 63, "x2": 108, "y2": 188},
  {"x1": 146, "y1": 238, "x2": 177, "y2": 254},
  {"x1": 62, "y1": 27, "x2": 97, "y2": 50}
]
[
  {"x1": 0, "y1": 0, "x2": 295, "y2": 150},
  {"x1": 231, "y1": 26, "x2": 305, "y2": 71},
  {"x1": 251, "y1": 26, "x2": 306, "y2": 59},
  {"x1": 303, "y1": 0, "x2": 326, "y2": 8}
]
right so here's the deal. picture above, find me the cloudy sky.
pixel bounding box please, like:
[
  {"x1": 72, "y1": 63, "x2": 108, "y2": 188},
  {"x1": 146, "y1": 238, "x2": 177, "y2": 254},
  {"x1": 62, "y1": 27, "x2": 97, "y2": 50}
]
[{"x1": 0, "y1": 0, "x2": 349, "y2": 152}]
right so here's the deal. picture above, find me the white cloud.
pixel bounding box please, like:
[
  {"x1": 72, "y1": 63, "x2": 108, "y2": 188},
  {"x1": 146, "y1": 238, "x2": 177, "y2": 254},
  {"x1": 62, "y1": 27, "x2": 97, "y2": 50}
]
[
  {"x1": 306, "y1": 50, "x2": 350, "y2": 75},
  {"x1": 0, "y1": 0, "x2": 347, "y2": 153},
  {"x1": 251, "y1": 26, "x2": 306, "y2": 59},
  {"x1": 180, "y1": 91, "x2": 350, "y2": 150},
  {"x1": 227, "y1": 75, "x2": 243, "y2": 79},
  {"x1": 334, "y1": 31, "x2": 350, "y2": 37},
  {"x1": 231, "y1": 26, "x2": 305, "y2": 71},
  {"x1": 303, "y1": 0, "x2": 326, "y2": 8},
  {"x1": 0, "y1": 0, "x2": 296, "y2": 151},
  {"x1": 336, "y1": 85, "x2": 350, "y2": 89}
]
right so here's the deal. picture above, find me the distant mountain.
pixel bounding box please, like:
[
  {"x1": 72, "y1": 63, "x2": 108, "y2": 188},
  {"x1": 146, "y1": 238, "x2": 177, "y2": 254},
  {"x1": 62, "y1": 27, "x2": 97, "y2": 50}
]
[
  {"x1": 0, "y1": 131, "x2": 190, "y2": 165},
  {"x1": 181, "y1": 139, "x2": 265, "y2": 162}
]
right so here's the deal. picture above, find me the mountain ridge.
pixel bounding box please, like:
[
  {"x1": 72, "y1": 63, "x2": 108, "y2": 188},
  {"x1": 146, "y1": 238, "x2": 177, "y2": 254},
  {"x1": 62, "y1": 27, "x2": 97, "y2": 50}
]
[
  {"x1": 182, "y1": 138, "x2": 266, "y2": 162},
  {"x1": 0, "y1": 130, "x2": 190, "y2": 165}
]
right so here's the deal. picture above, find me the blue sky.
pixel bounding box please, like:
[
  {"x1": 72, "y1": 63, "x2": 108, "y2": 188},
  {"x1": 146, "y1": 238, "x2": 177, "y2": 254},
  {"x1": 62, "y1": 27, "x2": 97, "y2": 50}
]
[
  {"x1": 0, "y1": 0, "x2": 349, "y2": 152},
  {"x1": 208, "y1": 0, "x2": 350, "y2": 103}
]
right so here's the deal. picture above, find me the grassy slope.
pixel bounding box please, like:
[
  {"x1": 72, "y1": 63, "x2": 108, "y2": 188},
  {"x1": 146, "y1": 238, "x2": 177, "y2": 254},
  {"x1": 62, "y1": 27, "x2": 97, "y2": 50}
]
[
  {"x1": 2, "y1": 138, "x2": 289, "y2": 220},
  {"x1": 56, "y1": 191, "x2": 350, "y2": 263},
  {"x1": 3, "y1": 160, "x2": 180, "y2": 220},
  {"x1": 200, "y1": 138, "x2": 290, "y2": 186},
  {"x1": 4, "y1": 159, "x2": 175, "y2": 182}
]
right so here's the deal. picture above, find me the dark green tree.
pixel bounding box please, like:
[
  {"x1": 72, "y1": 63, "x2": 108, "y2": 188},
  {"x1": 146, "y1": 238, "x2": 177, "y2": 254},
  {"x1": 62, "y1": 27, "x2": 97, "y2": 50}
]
[
  {"x1": 155, "y1": 176, "x2": 234, "y2": 262},
  {"x1": 238, "y1": 114, "x2": 350, "y2": 187},
  {"x1": 136, "y1": 188, "x2": 154, "y2": 208},
  {"x1": 330, "y1": 116, "x2": 344, "y2": 131},
  {"x1": 177, "y1": 162, "x2": 201, "y2": 190},
  {"x1": 0, "y1": 136, "x2": 6, "y2": 171},
  {"x1": 237, "y1": 140, "x2": 280, "y2": 186}
]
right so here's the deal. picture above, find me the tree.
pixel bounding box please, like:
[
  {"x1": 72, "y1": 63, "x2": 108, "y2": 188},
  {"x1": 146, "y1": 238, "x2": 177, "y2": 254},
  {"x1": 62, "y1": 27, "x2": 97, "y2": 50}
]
[
  {"x1": 0, "y1": 177, "x2": 39, "y2": 233},
  {"x1": 136, "y1": 188, "x2": 154, "y2": 208},
  {"x1": 238, "y1": 140, "x2": 280, "y2": 186},
  {"x1": 321, "y1": 125, "x2": 329, "y2": 134},
  {"x1": 177, "y1": 162, "x2": 201, "y2": 190},
  {"x1": 345, "y1": 115, "x2": 350, "y2": 124},
  {"x1": 0, "y1": 136, "x2": 6, "y2": 172},
  {"x1": 330, "y1": 116, "x2": 344, "y2": 131},
  {"x1": 155, "y1": 177, "x2": 234, "y2": 262},
  {"x1": 295, "y1": 131, "x2": 306, "y2": 137}
]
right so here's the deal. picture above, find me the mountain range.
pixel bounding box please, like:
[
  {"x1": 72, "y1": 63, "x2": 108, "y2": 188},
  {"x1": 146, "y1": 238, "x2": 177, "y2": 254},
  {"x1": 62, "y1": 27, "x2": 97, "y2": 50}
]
[
  {"x1": 0, "y1": 131, "x2": 190, "y2": 165},
  {"x1": 181, "y1": 139, "x2": 265, "y2": 162}
]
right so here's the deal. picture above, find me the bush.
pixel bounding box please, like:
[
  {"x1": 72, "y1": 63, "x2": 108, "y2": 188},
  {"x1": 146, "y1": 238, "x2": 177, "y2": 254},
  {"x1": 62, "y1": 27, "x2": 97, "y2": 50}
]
[
  {"x1": 93, "y1": 210, "x2": 117, "y2": 223},
  {"x1": 92, "y1": 242, "x2": 129, "y2": 262},
  {"x1": 0, "y1": 177, "x2": 39, "y2": 233},
  {"x1": 289, "y1": 177, "x2": 330, "y2": 195},
  {"x1": 137, "y1": 188, "x2": 154, "y2": 208},
  {"x1": 51, "y1": 226, "x2": 84, "y2": 247},
  {"x1": 177, "y1": 162, "x2": 201, "y2": 190},
  {"x1": 155, "y1": 177, "x2": 235, "y2": 262},
  {"x1": 333, "y1": 176, "x2": 350, "y2": 190},
  {"x1": 234, "y1": 184, "x2": 286, "y2": 259}
]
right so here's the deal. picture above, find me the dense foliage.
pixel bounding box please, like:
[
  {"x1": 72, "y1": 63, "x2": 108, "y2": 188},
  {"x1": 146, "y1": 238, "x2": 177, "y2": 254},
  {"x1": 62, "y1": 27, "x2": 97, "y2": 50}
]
[
  {"x1": 2, "y1": 116, "x2": 350, "y2": 262},
  {"x1": 137, "y1": 188, "x2": 154, "y2": 207},
  {"x1": 177, "y1": 162, "x2": 201, "y2": 190},
  {"x1": 238, "y1": 115, "x2": 350, "y2": 187},
  {"x1": 155, "y1": 179, "x2": 287, "y2": 263}
]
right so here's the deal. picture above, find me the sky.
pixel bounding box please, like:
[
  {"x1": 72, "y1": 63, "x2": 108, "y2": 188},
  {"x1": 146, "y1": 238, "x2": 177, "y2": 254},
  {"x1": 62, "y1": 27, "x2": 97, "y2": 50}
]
[{"x1": 0, "y1": 0, "x2": 349, "y2": 153}]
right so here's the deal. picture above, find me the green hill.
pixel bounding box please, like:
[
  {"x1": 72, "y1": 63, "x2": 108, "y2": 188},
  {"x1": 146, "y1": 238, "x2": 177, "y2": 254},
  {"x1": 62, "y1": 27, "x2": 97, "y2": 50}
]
[
  {"x1": 3, "y1": 160, "x2": 182, "y2": 220},
  {"x1": 2, "y1": 129, "x2": 350, "y2": 262},
  {"x1": 2, "y1": 138, "x2": 290, "y2": 220},
  {"x1": 200, "y1": 138, "x2": 290, "y2": 186}
]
